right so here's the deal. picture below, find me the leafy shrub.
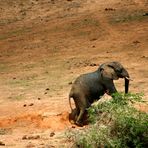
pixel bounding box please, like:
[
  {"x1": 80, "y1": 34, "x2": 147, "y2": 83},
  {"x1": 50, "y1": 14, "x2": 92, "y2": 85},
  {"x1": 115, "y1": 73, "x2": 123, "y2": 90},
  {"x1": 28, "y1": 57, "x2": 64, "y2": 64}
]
[{"x1": 67, "y1": 93, "x2": 148, "y2": 148}]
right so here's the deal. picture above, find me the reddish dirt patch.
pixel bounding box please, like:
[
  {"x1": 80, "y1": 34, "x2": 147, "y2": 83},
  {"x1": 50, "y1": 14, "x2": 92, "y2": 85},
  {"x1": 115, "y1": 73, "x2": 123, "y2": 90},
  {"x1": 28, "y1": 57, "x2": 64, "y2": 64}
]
[
  {"x1": 38, "y1": 112, "x2": 71, "y2": 130},
  {"x1": 0, "y1": 112, "x2": 71, "y2": 131}
]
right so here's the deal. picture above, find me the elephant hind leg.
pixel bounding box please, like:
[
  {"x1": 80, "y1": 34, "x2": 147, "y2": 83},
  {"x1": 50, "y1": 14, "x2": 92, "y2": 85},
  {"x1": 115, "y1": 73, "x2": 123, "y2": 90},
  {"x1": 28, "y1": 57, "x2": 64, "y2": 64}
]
[
  {"x1": 76, "y1": 109, "x2": 85, "y2": 126},
  {"x1": 75, "y1": 97, "x2": 90, "y2": 126},
  {"x1": 69, "y1": 108, "x2": 79, "y2": 123}
]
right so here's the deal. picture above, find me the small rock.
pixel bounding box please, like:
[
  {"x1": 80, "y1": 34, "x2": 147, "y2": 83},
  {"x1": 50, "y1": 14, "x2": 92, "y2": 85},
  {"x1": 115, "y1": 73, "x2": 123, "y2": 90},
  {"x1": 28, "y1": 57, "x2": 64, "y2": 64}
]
[
  {"x1": 28, "y1": 135, "x2": 40, "y2": 140},
  {"x1": 143, "y1": 12, "x2": 148, "y2": 16},
  {"x1": 68, "y1": 81, "x2": 73, "y2": 85},
  {"x1": 44, "y1": 92, "x2": 47, "y2": 95},
  {"x1": 46, "y1": 145, "x2": 55, "y2": 148},
  {"x1": 89, "y1": 63, "x2": 97, "y2": 67},
  {"x1": 22, "y1": 135, "x2": 40, "y2": 140},
  {"x1": 105, "y1": 8, "x2": 116, "y2": 11},
  {"x1": 133, "y1": 40, "x2": 140, "y2": 44},
  {"x1": 37, "y1": 98, "x2": 41, "y2": 100},
  {"x1": 0, "y1": 141, "x2": 5, "y2": 146},
  {"x1": 50, "y1": 132, "x2": 55, "y2": 137},
  {"x1": 90, "y1": 38, "x2": 97, "y2": 41},
  {"x1": 40, "y1": 143, "x2": 44, "y2": 146},
  {"x1": 46, "y1": 88, "x2": 49, "y2": 91},
  {"x1": 141, "y1": 56, "x2": 146, "y2": 58},
  {"x1": 141, "y1": 56, "x2": 148, "y2": 59},
  {"x1": 22, "y1": 135, "x2": 27, "y2": 140},
  {"x1": 23, "y1": 104, "x2": 27, "y2": 107},
  {"x1": 51, "y1": 0, "x2": 55, "y2": 4},
  {"x1": 29, "y1": 103, "x2": 34, "y2": 106}
]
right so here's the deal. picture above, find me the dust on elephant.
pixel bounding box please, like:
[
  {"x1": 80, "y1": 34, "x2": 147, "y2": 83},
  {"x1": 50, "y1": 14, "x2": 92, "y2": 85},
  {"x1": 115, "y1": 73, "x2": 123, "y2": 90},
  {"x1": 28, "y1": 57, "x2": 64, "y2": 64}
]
[{"x1": 69, "y1": 61, "x2": 130, "y2": 126}]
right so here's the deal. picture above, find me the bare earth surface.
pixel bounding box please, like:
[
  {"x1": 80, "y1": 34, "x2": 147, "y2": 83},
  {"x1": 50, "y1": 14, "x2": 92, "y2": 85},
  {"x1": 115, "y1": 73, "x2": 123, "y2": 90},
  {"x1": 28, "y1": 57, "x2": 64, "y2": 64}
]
[{"x1": 0, "y1": 0, "x2": 148, "y2": 147}]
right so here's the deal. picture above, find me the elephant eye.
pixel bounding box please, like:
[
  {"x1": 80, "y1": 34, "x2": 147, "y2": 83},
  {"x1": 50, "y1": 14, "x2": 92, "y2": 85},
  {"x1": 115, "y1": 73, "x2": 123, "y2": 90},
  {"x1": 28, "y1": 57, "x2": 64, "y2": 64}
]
[{"x1": 117, "y1": 69, "x2": 122, "y2": 73}]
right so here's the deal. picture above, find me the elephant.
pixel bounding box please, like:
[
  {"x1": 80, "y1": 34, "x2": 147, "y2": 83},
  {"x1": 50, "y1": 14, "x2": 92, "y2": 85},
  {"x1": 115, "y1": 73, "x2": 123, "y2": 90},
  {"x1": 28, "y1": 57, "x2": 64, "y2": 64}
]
[{"x1": 69, "y1": 61, "x2": 130, "y2": 126}]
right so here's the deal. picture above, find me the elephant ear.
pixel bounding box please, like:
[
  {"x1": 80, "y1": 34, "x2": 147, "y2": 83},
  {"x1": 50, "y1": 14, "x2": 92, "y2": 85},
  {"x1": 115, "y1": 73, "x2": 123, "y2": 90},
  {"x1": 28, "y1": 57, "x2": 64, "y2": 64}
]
[{"x1": 100, "y1": 64, "x2": 119, "y2": 80}]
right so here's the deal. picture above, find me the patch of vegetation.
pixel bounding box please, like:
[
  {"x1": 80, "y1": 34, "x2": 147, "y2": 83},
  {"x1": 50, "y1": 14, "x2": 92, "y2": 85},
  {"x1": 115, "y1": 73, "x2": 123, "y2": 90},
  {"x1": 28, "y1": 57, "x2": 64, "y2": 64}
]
[
  {"x1": 110, "y1": 10, "x2": 148, "y2": 24},
  {"x1": 0, "y1": 128, "x2": 12, "y2": 135},
  {"x1": 68, "y1": 17, "x2": 100, "y2": 30},
  {"x1": 0, "y1": 63, "x2": 9, "y2": 73},
  {"x1": 8, "y1": 73, "x2": 39, "y2": 89},
  {"x1": 0, "y1": 49, "x2": 17, "y2": 57},
  {"x1": 22, "y1": 63, "x2": 36, "y2": 71},
  {"x1": 8, "y1": 94, "x2": 25, "y2": 101},
  {"x1": 51, "y1": 17, "x2": 100, "y2": 35},
  {"x1": 0, "y1": 27, "x2": 31, "y2": 40},
  {"x1": 67, "y1": 93, "x2": 148, "y2": 148},
  {"x1": 9, "y1": 79, "x2": 30, "y2": 87},
  {"x1": 0, "y1": 18, "x2": 19, "y2": 26},
  {"x1": 65, "y1": 1, "x2": 81, "y2": 9}
]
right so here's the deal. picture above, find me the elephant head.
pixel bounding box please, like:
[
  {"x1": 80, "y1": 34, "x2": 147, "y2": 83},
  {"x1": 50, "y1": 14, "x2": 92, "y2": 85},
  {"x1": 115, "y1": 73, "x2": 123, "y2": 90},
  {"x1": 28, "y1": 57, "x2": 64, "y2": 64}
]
[{"x1": 99, "y1": 61, "x2": 130, "y2": 93}]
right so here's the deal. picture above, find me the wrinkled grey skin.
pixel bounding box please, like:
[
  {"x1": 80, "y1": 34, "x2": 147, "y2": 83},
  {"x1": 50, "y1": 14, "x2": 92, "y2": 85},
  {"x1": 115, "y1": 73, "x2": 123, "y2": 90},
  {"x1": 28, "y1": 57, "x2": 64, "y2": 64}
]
[{"x1": 69, "y1": 61, "x2": 130, "y2": 126}]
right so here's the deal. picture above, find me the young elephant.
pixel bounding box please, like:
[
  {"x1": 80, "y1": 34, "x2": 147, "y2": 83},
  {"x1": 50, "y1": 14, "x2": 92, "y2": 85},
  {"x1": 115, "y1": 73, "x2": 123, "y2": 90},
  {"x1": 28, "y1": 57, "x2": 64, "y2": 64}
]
[{"x1": 69, "y1": 61, "x2": 130, "y2": 126}]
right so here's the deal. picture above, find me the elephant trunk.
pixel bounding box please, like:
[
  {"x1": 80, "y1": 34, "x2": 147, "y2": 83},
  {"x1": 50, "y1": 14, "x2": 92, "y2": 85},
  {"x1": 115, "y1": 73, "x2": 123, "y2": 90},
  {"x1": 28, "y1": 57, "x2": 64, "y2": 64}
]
[
  {"x1": 120, "y1": 69, "x2": 130, "y2": 94},
  {"x1": 125, "y1": 77, "x2": 129, "y2": 94},
  {"x1": 122, "y1": 70, "x2": 130, "y2": 94}
]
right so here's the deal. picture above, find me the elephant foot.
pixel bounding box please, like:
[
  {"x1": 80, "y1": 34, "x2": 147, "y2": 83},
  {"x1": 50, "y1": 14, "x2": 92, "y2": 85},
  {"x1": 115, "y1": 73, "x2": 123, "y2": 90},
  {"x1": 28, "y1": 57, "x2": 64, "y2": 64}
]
[
  {"x1": 69, "y1": 108, "x2": 78, "y2": 122},
  {"x1": 75, "y1": 121, "x2": 83, "y2": 127},
  {"x1": 69, "y1": 120, "x2": 75, "y2": 124}
]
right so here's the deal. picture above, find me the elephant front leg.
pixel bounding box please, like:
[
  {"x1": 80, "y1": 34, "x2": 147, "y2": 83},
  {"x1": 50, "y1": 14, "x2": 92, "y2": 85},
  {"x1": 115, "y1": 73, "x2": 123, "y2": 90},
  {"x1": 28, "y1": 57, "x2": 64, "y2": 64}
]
[{"x1": 104, "y1": 79, "x2": 117, "y2": 95}]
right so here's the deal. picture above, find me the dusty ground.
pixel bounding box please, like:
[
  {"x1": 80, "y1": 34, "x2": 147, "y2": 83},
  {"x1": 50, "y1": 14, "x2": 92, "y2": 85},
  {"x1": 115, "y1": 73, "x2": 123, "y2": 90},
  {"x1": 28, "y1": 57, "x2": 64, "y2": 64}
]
[{"x1": 0, "y1": 0, "x2": 148, "y2": 147}]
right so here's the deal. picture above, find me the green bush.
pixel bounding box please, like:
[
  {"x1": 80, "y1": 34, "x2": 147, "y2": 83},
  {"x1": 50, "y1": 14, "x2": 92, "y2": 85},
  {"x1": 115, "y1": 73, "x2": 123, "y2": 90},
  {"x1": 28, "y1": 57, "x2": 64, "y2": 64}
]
[{"x1": 67, "y1": 93, "x2": 148, "y2": 148}]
